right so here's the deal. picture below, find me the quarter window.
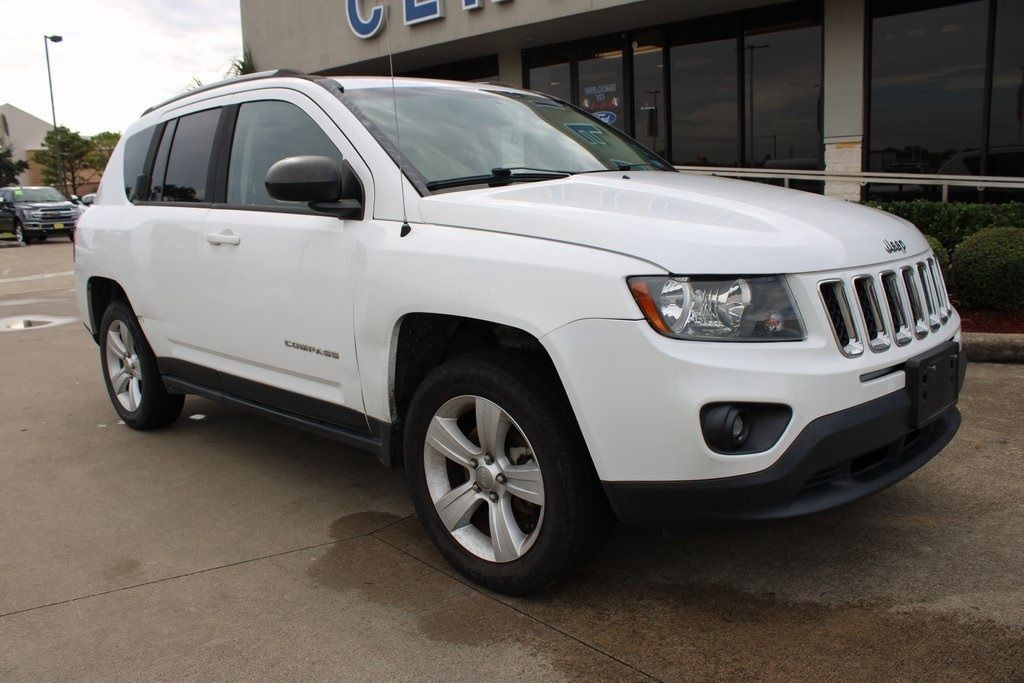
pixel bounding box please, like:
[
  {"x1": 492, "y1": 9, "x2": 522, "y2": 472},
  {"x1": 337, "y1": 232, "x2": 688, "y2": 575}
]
[
  {"x1": 122, "y1": 126, "x2": 155, "y2": 201},
  {"x1": 227, "y1": 100, "x2": 343, "y2": 208},
  {"x1": 161, "y1": 108, "x2": 221, "y2": 203}
]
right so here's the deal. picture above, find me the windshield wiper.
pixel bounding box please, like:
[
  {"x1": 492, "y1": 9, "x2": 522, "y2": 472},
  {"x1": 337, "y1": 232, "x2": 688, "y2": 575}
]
[{"x1": 426, "y1": 167, "x2": 572, "y2": 191}]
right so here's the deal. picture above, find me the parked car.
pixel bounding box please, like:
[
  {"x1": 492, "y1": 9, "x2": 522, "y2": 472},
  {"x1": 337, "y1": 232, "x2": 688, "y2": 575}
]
[
  {"x1": 0, "y1": 186, "x2": 77, "y2": 243},
  {"x1": 74, "y1": 72, "x2": 965, "y2": 594}
]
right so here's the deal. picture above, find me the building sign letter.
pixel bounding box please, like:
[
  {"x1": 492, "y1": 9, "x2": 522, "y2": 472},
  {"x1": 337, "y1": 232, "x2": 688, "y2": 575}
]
[
  {"x1": 347, "y1": 0, "x2": 385, "y2": 39},
  {"x1": 404, "y1": 0, "x2": 445, "y2": 26}
]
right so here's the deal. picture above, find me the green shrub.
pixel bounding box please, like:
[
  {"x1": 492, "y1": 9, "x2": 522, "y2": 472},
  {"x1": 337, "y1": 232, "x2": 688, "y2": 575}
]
[
  {"x1": 952, "y1": 227, "x2": 1024, "y2": 311},
  {"x1": 925, "y1": 235, "x2": 950, "y2": 274},
  {"x1": 867, "y1": 200, "x2": 1024, "y2": 252}
]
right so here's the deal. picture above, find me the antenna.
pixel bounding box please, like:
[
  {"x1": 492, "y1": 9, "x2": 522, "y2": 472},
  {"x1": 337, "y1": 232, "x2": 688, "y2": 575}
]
[{"x1": 385, "y1": 2, "x2": 411, "y2": 237}]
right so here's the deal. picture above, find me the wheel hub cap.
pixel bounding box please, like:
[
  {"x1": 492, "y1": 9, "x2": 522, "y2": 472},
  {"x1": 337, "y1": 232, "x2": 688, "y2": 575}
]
[{"x1": 423, "y1": 395, "x2": 545, "y2": 564}]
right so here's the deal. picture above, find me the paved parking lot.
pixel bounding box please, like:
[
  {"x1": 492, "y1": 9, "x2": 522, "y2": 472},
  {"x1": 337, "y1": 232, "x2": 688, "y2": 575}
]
[{"x1": 1, "y1": 240, "x2": 1022, "y2": 680}]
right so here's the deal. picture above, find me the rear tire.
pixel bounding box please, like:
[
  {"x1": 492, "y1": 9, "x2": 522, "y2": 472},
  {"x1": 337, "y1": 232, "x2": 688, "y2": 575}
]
[
  {"x1": 404, "y1": 350, "x2": 613, "y2": 595},
  {"x1": 99, "y1": 300, "x2": 184, "y2": 429}
]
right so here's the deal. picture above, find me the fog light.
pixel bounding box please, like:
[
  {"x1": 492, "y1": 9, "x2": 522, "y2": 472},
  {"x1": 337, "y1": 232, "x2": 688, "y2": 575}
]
[
  {"x1": 703, "y1": 405, "x2": 750, "y2": 451},
  {"x1": 700, "y1": 403, "x2": 793, "y2": 455}
]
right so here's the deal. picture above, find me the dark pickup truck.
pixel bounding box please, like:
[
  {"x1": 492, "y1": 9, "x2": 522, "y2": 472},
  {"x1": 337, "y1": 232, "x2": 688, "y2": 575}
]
[{"x1": 0, "y1": 186, "x2": 78, "y2": 244}]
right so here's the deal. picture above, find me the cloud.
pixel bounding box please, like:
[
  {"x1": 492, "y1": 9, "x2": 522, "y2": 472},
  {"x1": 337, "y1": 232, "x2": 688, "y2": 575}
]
[{"x1": 2, "y1": 0, "x2": 242, "y2": 135}]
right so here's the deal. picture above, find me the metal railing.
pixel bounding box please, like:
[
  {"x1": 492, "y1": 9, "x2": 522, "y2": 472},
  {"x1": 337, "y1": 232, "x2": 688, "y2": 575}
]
[{"x1": 675, "y1": 165, "x2": 1024, "y2": 201}]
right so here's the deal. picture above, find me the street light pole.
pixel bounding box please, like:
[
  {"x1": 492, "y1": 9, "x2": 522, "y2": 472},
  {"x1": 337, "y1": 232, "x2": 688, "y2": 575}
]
[{"x1": 43, "y1": 34, "x2": 63, "y2": 194}]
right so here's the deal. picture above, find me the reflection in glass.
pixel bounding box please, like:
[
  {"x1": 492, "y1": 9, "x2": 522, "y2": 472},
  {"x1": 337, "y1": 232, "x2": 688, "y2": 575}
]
[
  {"x1": 161, "y1": 108, "x2": 221, "y2": 203},
  {"x1": 744, "y1": 24, "x2": 822, "y2": 170},
  {"x1": 869, "y1": 1, "x2": 988, "y2": 179},
  {"x1": 578, "y1": 42, "x2": 625, "y2": 131},
  {"x1": 670, "y1": 37, "x2": 739, "y2": 166},
  {"x1": 633, "y1": 32, "x2": 667, "y2": 159},
  {"x1": 528, "y1": 62, "x2": 570, "y2": 103},
  {"x1": 990, "y1": 0, "x2": 1024, "y2": 179}
]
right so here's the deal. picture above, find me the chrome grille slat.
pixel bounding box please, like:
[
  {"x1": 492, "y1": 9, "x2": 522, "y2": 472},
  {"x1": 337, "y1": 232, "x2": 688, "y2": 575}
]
[
  {"x1": 820, "y1": 254, "x2": 952, "y2": 358},
  {"x1": 917, "y1": 262, "x2": 942, "y2": 331},
  {"x1": 820, "y1": 281, "x2": 864, "y2": 357},
  {"x1": 852, "y1": 276, "x2": 891, "y2": 352},
  {"x1": 880, "y1": 271, "x2": 913, "y2": 346},
  {"x1": 901, "y1": 266, "x2": 929, "y2": 339}
]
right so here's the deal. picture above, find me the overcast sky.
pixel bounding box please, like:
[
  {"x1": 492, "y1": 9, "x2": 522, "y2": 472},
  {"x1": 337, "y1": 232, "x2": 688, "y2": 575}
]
[{"x1": 4, "y1": 0, "x2": 243, "y2": 136}]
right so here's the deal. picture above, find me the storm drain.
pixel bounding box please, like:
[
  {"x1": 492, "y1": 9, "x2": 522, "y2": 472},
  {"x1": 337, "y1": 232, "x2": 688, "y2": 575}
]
[{"x1": 0, "y1": 315, "x2": 77, "y2": 331}]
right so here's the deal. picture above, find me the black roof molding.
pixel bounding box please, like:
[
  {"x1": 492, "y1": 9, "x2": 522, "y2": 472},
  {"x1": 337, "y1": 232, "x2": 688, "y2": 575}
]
[{"x1": 142, "y1": 69, "x2": 340, "y2": 116}]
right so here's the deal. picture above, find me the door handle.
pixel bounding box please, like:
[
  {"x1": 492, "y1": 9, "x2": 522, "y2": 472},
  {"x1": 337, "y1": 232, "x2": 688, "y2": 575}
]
[{"x1": 206, "y1": 231, "x2": 240, "y2": 246}]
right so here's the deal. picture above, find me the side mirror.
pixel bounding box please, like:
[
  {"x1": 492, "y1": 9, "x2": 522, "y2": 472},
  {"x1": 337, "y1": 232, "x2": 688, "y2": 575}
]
[{"x1": 266, "y1": 155, "x2": 362, "y2": 220}]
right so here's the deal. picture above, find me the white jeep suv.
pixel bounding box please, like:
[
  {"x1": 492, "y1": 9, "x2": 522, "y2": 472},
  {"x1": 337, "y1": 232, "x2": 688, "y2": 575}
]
[{"x1": 75, "y1": 71, "x2": 964, "y2": 594}]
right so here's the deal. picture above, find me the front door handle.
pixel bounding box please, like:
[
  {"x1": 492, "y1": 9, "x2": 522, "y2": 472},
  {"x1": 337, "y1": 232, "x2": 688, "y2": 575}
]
[{"x1": 206, "y1": 231, "x2": 240, "y2": 246}]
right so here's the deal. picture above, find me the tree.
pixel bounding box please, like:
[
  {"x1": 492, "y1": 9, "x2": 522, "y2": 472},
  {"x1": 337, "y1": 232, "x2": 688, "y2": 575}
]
[
  {"x1": 0, "y1": 145, "x2": 28, "y2": 186},
  {"x1": 228, "y1": 46, "x2": 256, "y2": 77},
  {"x1": 86, "y1": 131, "x2": 121, "y2": 174},
  {"x1": 34, "y1": 126, "x2": 96, "y2": 196}
]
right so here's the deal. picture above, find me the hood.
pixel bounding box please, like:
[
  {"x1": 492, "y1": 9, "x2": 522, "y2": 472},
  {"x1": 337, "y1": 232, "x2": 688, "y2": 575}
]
[
  {"x1": 16, "y1": 201, "x2": 76, "y2": 210},
  {"x1": 418, "y1": 172, "x2": 929, "y2": 274}
]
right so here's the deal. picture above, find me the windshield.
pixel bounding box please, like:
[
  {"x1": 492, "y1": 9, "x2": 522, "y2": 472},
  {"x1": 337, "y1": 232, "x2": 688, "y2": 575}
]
[
  {"x1": 13, "y1": 187, "x2": 66, "y2": 203},
  {"x1": 342, "y1": 86, "x2": 673, "y2": 191}
]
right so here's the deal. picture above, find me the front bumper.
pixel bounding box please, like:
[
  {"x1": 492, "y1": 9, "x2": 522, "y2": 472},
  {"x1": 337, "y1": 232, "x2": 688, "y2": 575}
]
[
  {"x1": 603, "y1": 392, "x2": 961, "y2": 529},
  {"x1": 24, "y1": 219, "x2": 76, "y2": 235}
]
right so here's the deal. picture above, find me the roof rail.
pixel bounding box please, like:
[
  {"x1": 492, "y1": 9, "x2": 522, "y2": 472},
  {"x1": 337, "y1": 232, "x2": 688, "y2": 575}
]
[{"x1": 142, "y1": 69, "x2": 310, "y2": 115}]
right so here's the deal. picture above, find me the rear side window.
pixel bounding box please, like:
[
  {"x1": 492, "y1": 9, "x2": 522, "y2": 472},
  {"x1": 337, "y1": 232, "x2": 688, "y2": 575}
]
[
  {"x1": 161, "y1": 108, "x2": 221, "y2": 203},
  {"x1": 122, "y1": 126, "x2": 155, "y2": 201},
  {"x1": 227, "y1": 100, "x2": 343, "y2": 208}
]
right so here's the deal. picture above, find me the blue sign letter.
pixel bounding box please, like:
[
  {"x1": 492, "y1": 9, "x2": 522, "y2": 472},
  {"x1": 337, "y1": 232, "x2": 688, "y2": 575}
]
[
  {"x1": 347, "y1": 0, "x2": 385, "y2": 39},
  {"x1": 404, "y1": 0, "x2": 444, "y2": 26}
]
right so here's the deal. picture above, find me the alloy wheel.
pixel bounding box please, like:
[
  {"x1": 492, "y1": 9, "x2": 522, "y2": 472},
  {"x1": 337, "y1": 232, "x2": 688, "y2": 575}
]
[
  {"x1": 105, "y1": 320, "x2": 143, "y2": 411},
  {"x1": 423, "y1": 395, "x2": 545, "y2": 563}
]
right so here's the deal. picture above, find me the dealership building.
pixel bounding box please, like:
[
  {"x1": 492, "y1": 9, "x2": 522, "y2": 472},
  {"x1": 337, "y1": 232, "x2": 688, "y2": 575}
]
[{"x1": 241, "y1": 0, "x2": 1024, "y2": 201}]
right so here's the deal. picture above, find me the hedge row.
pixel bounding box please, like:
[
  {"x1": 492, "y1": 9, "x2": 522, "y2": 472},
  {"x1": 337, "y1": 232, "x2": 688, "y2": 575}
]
[
  {"x1": 952, "y1": 228, "x2": 1024, "y2": 311},
  {"x1": 867, "y1": 200, "x2": 1024, "y2": 252}
]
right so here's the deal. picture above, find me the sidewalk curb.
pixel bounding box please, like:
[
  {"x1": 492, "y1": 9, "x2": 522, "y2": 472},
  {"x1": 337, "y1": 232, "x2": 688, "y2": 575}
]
[{"x1": 963, "y1": 332, "x2": 1024, "y2": 364}]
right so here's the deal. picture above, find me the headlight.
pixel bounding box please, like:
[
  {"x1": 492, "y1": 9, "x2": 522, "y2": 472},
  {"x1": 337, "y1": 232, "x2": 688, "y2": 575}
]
[
  {"x1": 26, "y1": 210, "x2": 41, "y2": 219},
  {"x1": 628, "y1": 275, "x2": 805, "y2": 341}
]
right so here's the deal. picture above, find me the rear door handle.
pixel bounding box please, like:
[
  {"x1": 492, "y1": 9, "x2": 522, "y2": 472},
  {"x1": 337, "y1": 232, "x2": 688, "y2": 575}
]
[{"x1": 206, "y1": 231, "x2": 240, "y2": 246}]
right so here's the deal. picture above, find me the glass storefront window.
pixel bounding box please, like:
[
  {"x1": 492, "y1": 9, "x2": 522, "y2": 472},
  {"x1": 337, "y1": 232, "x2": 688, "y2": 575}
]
[
  {"x1": 990, "y1": 0, "x2": 1024, "y2": 179},
  {"x1": 632, "y1": 31, "x2": 667, "y2": 159},
  {"x1": 577, "y1": 39, "x2": 626, "y2": 131},
  {"x1": 670, "y1": 36, "x2": 739, "y2": 166},
  {"x1": 869, "y1": 1, "x2": 989, "y2": 179},
  {"x1": 528, "y1": 62, "x2": 570, "y2": 102},
  {"x1": 744, "y1": 23, "x2": 822, "y2": 170}
]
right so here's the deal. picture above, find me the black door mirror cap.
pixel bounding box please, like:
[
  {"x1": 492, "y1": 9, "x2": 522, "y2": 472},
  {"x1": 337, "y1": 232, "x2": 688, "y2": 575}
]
[{"x1": 265, "y1": 155, "x2": 344, "y2": 204}]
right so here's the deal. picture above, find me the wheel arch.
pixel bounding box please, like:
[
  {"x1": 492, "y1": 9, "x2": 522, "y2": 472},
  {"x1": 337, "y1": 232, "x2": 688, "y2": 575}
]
[
  {"x1": 86, "y1": 276, "x2": 130, "y2": 343},
  {"x1": 383, "y1": 312, "x2": 574, "y2": 467}
]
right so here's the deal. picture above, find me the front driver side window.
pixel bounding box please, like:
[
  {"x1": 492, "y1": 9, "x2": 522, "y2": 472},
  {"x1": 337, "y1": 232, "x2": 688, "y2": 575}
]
[{"x1": 227, "y1": 100, "x2": 344, "y2": 208}]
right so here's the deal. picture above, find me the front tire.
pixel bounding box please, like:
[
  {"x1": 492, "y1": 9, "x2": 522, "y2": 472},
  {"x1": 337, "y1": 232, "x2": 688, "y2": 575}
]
[
  {"x1": 404, "y1": 351, "x2": 613, "y2": 595},
  {"x1": 99, "y1": 300, "x2": 184, "y2": 429},
  {"x1": 13, "y1": 220, "x2": 26, "y2": 245}
]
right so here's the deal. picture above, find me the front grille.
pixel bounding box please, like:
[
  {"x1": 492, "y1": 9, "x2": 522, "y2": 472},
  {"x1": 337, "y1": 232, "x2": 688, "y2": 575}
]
[{"x1": 820, "y1": 254, "x2": 952, "y2": 358}]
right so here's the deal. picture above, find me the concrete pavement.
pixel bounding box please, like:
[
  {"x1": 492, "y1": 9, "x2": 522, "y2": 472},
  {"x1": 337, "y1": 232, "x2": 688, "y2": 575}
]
[{"x1": 1, "y1": 241, "x2": 1022, "y2": 680}]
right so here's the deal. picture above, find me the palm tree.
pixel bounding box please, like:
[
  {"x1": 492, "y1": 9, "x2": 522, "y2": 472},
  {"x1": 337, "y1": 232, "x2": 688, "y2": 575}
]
[{"x1": 228, "y1": 47, "x2": 256, "y2": 77}]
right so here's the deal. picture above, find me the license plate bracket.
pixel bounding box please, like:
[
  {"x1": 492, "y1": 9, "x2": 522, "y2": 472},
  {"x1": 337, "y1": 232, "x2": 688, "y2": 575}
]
[{"x1": 905, "y1": 340, "x2": 961, "y2": 428}]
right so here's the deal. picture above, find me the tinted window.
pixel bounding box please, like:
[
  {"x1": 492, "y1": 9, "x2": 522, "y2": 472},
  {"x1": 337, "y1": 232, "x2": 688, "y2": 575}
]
[
  {"x1": 990, "y1": 0, "x2": 1024, "y2": 178},
  {"x1": 869, "y1": 1, "x2": 988, "y2": 175},
  {"x1": 161, "y1": 108, "x2": 221, "y2": 203},
  {"x1": 744, "y1": 23, "x2": 822, "y2": 170},
  {"x1": 671, "y1": 36, "x2": 739, "y2": 166},
  {"x1": 149, "y1": 120, "x2": 176, "y2": 202},
  {"x1": 227, "y1": 101, "x2": 343, "y2": 207},
  {"x1": 122, "y1": 126, "x2": 155, "y2": 201},
  {"x1": 577, "y1": 38, "x2": 625, "y2": 131},
  {"x1": 633, "y1": 31, "x2": 667, "y2": 160}
]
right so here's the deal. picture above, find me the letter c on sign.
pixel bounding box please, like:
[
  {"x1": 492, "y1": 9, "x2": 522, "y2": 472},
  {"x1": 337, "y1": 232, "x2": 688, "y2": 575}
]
[{"x1": 347, "y1": 0, "x2": 385, "y2": 39}]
